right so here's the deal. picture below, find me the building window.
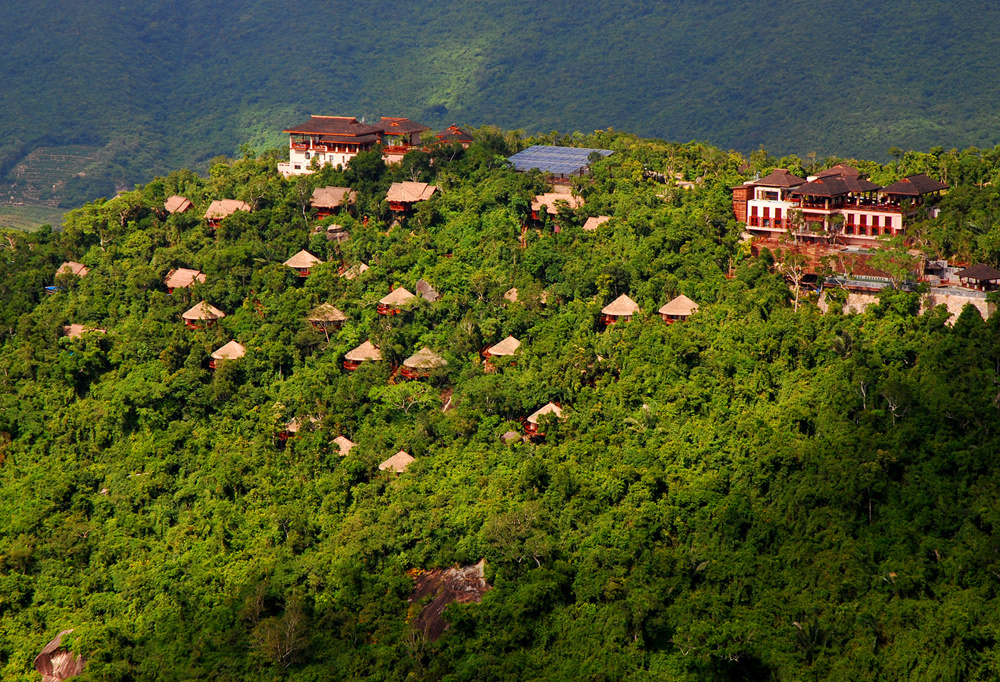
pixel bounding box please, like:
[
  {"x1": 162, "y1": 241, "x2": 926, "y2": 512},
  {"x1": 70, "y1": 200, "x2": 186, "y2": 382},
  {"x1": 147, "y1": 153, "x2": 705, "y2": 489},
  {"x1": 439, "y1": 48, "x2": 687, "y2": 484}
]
[
  {"x1": 845, "y1": 225, "x2": 854, "y2": 235},
  {"x1": 884, "y1": 216, "x2": 893, "y2": 231},
  {"x1": 305, "y1": 152, "x2": 311, "y2": 159},
  {"x1": 294, "y1": 165, "x2": 301, "y2": 170},
  {"x1": 847, "y1": 213, "x2": 855, "y2": 225}
]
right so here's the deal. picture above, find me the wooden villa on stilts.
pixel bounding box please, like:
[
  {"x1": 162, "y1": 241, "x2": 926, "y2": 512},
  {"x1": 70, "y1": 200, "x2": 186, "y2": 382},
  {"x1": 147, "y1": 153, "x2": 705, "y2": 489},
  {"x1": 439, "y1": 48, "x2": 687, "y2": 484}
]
[
  {"x1": 386, "y1": 182, "x2": 437, "y2": 214},
  {"x1": 210, "y1": 340, "x2": 245, "y2": 369},
  {"x1": 378, "y1": 287, "x2": 416, "y2": 315},
  {"x1": 164, "y1": 268, "x2": 205, "y2": 294},
  {"x1": 401, "y1": 347, "x2": 448, "y2": 379},
  {"x1": 182, "y1": 301, "x2": 226, "y2": 329},
  {"x1": 658, "y1": 295, "x2": 699, "y2": 323},
  {"x1": 483, "y1": 335, "x2": 521, "y2": 371},
  {"x1": 164, "y1": 196, "x2": 192, "y2": 214},
  {"x1": 284, "y1": 250, "x2": 323, "y2": 277},
  {"x1": 204, "y1": 200, "x2": 250, "y2": 228},
  {"x1": 311, "y1": 186, "x2": 356, "y2": 217},
  {"x1": 524, "y1": 402, "x2": 563, "y2": 437},
  {"x1": 308, "y1": 303, "x2": 347, "y2": 330},
  {"x1": 601, "y1": 294, "x2": 640, "y2": 325},
  {"x1": 344, "y1": 341, "x2": 382, "y2": 371}
]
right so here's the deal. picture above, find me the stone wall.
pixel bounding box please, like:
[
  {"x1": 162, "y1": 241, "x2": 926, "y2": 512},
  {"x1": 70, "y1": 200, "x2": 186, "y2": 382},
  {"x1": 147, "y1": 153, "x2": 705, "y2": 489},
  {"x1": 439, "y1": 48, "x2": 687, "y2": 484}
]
[{"x1": 818, "y1": 289, "x2": 994, "y2": 325}]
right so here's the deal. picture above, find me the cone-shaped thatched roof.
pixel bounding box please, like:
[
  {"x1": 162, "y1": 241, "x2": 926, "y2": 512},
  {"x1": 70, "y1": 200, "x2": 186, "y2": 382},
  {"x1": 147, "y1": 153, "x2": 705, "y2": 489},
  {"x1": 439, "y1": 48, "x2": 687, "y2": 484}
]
[
  {"x1": 403, "y1": 347, "x2": 448, "y2": 370},
  {"x1": 379, "y1": 287, "x2": 416, "y2": 306},
  {"x1": 527, "y1": 402, "x2": 563, "y2": 424},
  {"x1": 164, "y1": 268, "x2": 205, "y2": 289},
  {"x1": 182, "y1": 301, "x2": 225, "y2": 321},
  {"x1": 211, "y1": 340, "x2": 245, "y2": 361},
  {"x1": 308, "y1": 303, "x2": 347, "y2": 322},
  {"x1": 504, "y1": 287, "x2": 518, "y2": 303},
  {"x1": 487, "y1": 335, "x2": 521, "y2": 357},
  {"x1": 602, "y1": 294, "x2": 640, "y2": 316},
  {"x1": 583, "y1": 216, "x2": 610, "y2": 231},
  {"x1": 334, "y1": 435, "x2": 357, "y2": 456},
  {"x1": 379, "y1": 450, "x2": 415, "y2": 472},
  {"x1": 658, "y1": 295, "x2": 699, "y2": 317},
  {"x1": 284, "y1": 250, "x2": 323, "y2": 268},
  {"x1": 345, "y1": 340, "x2": 382, "y2": 362}
]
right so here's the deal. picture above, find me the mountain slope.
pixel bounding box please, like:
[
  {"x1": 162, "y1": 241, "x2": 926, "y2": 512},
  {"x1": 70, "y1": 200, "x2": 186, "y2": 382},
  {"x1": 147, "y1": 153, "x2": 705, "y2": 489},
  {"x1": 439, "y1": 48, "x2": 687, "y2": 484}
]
[{"x1": 2, "y1": 0, "x2": 1000, "y2": 192}]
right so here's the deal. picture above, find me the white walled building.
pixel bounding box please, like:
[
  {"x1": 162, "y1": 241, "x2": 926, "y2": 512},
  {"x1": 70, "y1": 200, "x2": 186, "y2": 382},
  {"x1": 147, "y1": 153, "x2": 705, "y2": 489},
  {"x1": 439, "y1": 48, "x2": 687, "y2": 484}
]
[{"x1": 278, "y1": 115, "x2": 429, "y2": 177}]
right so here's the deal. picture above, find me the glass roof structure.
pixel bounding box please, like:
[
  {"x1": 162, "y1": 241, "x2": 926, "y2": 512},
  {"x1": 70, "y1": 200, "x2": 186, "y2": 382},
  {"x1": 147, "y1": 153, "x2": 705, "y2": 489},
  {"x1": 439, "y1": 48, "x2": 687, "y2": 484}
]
[{"x1": 508, "y1": 145, "x2": 613, "y2": 176}]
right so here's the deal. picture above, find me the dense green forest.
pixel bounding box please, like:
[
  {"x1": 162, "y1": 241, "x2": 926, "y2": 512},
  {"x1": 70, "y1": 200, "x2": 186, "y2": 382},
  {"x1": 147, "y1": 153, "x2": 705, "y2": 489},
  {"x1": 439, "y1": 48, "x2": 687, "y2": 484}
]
[
  {"x1": 3, "y1": 128, "x2": 1000, "y2": 681},
  {"x1": 6, "y1": 0, "x2": 1000, "y2": 203}
]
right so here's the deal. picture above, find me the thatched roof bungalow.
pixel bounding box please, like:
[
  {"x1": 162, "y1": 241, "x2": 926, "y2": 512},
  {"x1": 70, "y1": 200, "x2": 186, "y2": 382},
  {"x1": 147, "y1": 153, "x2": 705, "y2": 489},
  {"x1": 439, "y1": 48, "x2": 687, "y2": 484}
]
[
  {"x1": 164, "y1": 268, "x2": 205, "y2": 293},
  {"x1": 210, "y1": 340, "x2": 245, "y2": 369},
  {"x1": 402, "y1": 347, "x2": 448, "y2": 379},
  {"x1": 601, "y1": 294, "x2": 640, "y2": 324},
  {"x1": 436, "y1": 125, "x2": 474, "y2": 148},
  {"x1": 525, "y1": 402, "x2": 563, "y2": 436},
  {"x1": 308, "y1": 303, "x2": 347, "y2": 329},
  {"x1": 204, "y1": 199, "x2": 250, "y2": 226},
  {"x1": 659, "y1": 295, "x2": 699, "y2": 323},
  {"x1": 311, "y1": 186, "x2": 356, "y2": 217},
  {"x1": 378, "y1": 287, "x2": 416, "y2": 315},
  {"x1": 334, "y1": 435, "x2": 357, "y2": 456},
  {"x1": 344, "y1": 340, "x2": 382, "y2": 371},
  {"x1": 284, "y1": 250, "x2": 323, "y2": 277},
  {"x1": 379, "y1": 450, "x2": 416, "y2": 473},
  {"x1": 583, "y1": 216, "x2": 610, "y2": 232},
  {"x1": 484, "y1": 335, "x2": 521, "y2": 358},
  {"x1": 57, "y1": 261, "x2": 88, "y2": 278},
  {"x1": 386, "y1": 182, "x2": 437, "y2": 211},
  {"x1": 164, "y1": 195, "x2": 192, "y2": 214},
  {"x1": 182, "y1": 301, "x2": 225, "y2": 329}
]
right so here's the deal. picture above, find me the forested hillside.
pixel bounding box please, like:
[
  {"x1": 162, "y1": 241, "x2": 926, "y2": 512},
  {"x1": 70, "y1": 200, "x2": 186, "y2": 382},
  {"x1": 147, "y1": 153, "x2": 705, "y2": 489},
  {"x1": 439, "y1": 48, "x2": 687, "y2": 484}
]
[
  {"x1": 5, "y1": 0, "x2": 1000, "y2": 204},
  {"x1": 3, "y1": 131, "x2": 1000, "y2": 680}
]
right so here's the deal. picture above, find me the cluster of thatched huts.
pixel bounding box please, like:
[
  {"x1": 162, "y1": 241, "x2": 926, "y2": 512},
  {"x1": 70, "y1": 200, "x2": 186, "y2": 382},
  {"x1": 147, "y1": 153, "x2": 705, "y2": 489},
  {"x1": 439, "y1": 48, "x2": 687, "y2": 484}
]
[{"x1": 600, "y1": 293, "x2": 700, "y2": 325}]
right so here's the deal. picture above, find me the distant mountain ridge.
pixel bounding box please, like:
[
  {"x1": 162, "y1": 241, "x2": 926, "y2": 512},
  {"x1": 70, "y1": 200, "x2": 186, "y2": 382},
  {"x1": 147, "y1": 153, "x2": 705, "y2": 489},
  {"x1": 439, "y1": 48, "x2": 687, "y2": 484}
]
[{"x1": 2, "y1": 0, "x2": 999, "y2": 199}]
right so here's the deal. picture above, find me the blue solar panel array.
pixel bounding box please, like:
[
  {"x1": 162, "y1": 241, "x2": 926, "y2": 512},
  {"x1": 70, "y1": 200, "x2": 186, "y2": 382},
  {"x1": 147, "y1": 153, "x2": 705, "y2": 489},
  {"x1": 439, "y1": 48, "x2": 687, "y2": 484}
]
[{"x1": 508, "y1": 145, "x2": 614, "y2": 175}]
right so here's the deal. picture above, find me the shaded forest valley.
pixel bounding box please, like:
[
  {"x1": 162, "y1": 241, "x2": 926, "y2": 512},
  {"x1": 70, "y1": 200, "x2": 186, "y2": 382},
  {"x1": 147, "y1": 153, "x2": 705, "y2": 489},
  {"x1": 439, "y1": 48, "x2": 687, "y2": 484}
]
[{"x1": 3, "y1": 129, "x2": 1000, "y2": 680}]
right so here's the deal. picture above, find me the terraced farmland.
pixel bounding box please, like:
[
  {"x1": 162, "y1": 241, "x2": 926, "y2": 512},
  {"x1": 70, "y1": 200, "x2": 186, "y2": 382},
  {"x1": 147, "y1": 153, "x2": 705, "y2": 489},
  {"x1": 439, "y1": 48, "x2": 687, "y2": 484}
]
[
  {"x1": 5, "y1": 145, "x2": 101, "y2": 188},
  {"x1": 0, "y1": 145, "x2": 101, "y2": 230},
  {"x1": 0, "y1": 205, "x2": 65, "y2": 231}
]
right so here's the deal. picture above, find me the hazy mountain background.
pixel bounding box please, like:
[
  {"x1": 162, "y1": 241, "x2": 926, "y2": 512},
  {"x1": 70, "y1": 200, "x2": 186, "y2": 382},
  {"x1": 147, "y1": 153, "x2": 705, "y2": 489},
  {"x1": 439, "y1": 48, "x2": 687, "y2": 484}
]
[{"x1": 2, "y1": 0, "x2": 1000, "y2": 208}]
